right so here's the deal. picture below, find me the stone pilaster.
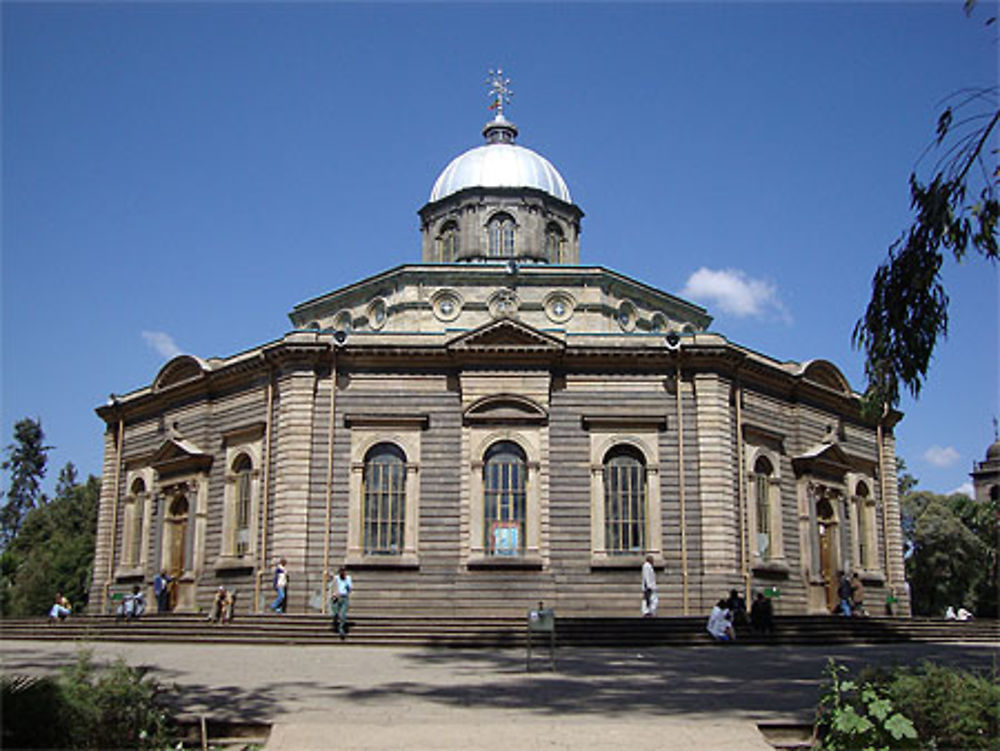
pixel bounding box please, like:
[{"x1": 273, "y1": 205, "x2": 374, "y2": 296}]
[
  {"x1": 89, "y1": 426, "x2": 120, "y2": 614},
  {"x1": 693, "y1": 373, "x2": 738, "y2": 579},
  {"x1": 269, "y1": 367, "x2": 318, "y2": 611},
  {"x1": 879, "y1": 431, "x2": 909, "y2": 615}
]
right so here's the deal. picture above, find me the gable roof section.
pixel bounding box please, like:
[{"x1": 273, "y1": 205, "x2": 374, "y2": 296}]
[
  {"x1": 150, "y1": 437, "x2": 213, "y2": 477},
  {"x1": 447, "y1": 317, "x2": 566, "y2": 355}
]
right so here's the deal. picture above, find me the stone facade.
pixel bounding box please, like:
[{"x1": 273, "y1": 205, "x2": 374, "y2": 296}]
[{"x1": 89, "y1": 112, "x2": 909, "y2": 619}]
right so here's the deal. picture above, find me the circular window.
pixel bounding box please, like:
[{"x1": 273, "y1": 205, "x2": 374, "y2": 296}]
[
  {"x1": 430, "y1": 289, "x2": 463, "y2": 322},
  {"x1": 617, "y1": 300, "x2": 637, "y2": 331},
  {"x1": 368, "y1": 298, "x2": 388, "y2": 330},
  {"x1": 543, "y1": 291, "x2": 575, "y2": 324},
  {"x1": 334, "y1": 310, "x2": 353, "y2": 334},
  {"x1": 650, "y1": 313, "x2": 668, "y2": 333}
]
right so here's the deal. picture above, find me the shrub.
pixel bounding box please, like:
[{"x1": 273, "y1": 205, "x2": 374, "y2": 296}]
[
  {"x1": 814, "y1": 659, "x2": 919, "y2": 750},
  {"x1": 1, "y1": 650, "x2": 175, "y2": 750},
  {"x1": 887, "y1": 661, "x2": 1000, "y2": 751}
]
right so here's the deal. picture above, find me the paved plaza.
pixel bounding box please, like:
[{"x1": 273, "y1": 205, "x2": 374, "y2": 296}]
[{"x1": 1, "y1": 638, "x2": 996, "y2": 749}]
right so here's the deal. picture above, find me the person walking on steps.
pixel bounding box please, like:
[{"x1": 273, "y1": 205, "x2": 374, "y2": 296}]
[
  {"x1": 330, "y1": 566, "x2": 353, "y2": 640},
  {"x1": 270, "y1": 557, "x2": 288, "y2": 614}
]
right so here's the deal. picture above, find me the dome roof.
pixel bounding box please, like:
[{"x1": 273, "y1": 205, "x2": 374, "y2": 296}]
[
  {"x1": 429, "y1": 116, "x2": 572, "y2": 204},
  {"x1": 986, "y1": 439, "x2": 1000, "y2": 462}
]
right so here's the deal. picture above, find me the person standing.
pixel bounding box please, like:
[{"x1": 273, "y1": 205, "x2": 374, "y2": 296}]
[
  {"x1": 850, "y1": 573, "x2": 866, "y2": 617},
  {"x1": 837, "y1": 571, "x2": 853, "y2": 616},
  {"x1": 153, "y1": 569, "x2": 171, "y2": 613},
  {"x1": 270, "y1": 557, "x2": 288, "y2": 614},
  {"x1": 330, "y1": 566, "x2": 353, "y2": 640},
  {"x1": 641, "y1": 554, "x2": 658, "y2": 617}
]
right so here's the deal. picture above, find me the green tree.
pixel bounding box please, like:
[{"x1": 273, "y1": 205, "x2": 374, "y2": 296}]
[
  {"x1": 903, "y1": 490, "x2": 988, "y2": 616},
  {"x1": 1, "y1": 463, "x2": 100, "y2": 617},
  {"x1": 0, "y1": 417, "x2": 52, "y2": 546},
  {"x1": 853, "y1": 4, "x2": 998, "y2": 415}
]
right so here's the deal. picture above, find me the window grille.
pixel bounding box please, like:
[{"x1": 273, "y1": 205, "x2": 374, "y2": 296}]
[
  {"x1": 440, "y1": 222, "x2": 459, "y2": 260},
  {"x1": 754, "y1": 456, "x2": 773, "y2": 559},
  {"x1": 233, "y1": 455, "x2": 253, "y2": 557},
  {"x1": 127, "y1": 479, "x2": 145, "y2": 567},
  {"x1": 363, "y1": 443, "x2": 407, "y2": 555},
  {"x1": 483, "y1": 441, "x2": 526, "y2": 555},
  {"x1": 487, "y1": 214, "x2": 515, "y2": 257},
  {"x1": 603, "y1": 446, "x2": 646, "y2": 554},
  {"x1": 856, "y1": 482, "x2": 870, "y2": 569}
]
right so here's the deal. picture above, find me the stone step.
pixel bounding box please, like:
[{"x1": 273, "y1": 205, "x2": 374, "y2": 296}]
[{"x1": 3, "y1": 615, "x2": 995, "y2": 648}]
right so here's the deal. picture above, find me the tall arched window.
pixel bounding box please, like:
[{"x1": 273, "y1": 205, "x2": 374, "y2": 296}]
[
  {"x1": 855, "y1": 481, "x2": 871, "y2": 569},
  {"x1": 125, "y1": 478, "x2": 146, "y2": 567},
  {"x1": 437, "y1": 221, "x2": 460, "y2": 261},
  {"x1": 232, "y1": 454, "x2": 253, "y2": 557},
  {"x1": 603, "y1": 446, "x2": 647, "y2": 555},
  {"x1": 544, "y1": 222, "x2": 564, "y2": 261},
  {"x1": 483, "y1": 441, "x2": 526, "y2": 555},
  {"x1": 753, "y1": 456, "x2": 774, "y2": 559},
  {"x1": 363, "y1": 443, "x2": 407, "y2": 555},
  {"x1": 487, "y1": 213, "x2": 515, "y2": 257}
]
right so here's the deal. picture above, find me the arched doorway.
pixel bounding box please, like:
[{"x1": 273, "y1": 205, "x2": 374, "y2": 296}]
[
  {"x1": 816, "y1": 497, "x2": 837, "y2": 613},
  {"x1": 164, "y1": 495, "x2": 189, "y2": 610}
]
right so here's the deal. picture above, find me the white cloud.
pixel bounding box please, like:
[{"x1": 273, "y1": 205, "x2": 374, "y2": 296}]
[
  {"x1": 142, "y1": 331, "x2": 182, "y2": 360},
  {"x1": 949, "y1": 482, "x2": 974, "y2": 499},
  {"x1": 923, "y1": 445, "x2": 961, "y2": 468},
  {"x1": 681, "y1": 267, "x2": 790, "y2": 322}
]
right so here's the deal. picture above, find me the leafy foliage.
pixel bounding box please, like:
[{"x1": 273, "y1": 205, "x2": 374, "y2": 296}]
[
  {"x1": 902, "y1": 489, "x2": 998, "y2": 617},
  {"x1": 853, "y1": 5, "x2": 998, "y2": 415},
  {"x1": 814, "y1": 659, "x2": 919, "y2": 750},
  {"x1": 0, "y1": 461, "x2": 99, "y2": 617},
  {"x1": 1, "y1": 650, "x2": 176, "y2": 750},
  {"x1": 0, "y1": 417, "x2": 52, "y2": 546},
  {"x1": 853, "y1": 660, "x2": 1000, "y2": 751}
]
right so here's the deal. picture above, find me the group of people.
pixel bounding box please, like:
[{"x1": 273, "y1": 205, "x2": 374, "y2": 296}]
[
  {"x1": 208, "y1": 586, "x2": 236, "y2": 623},
  {"x1": 267, "y1": 558, "x2": 353, "y2": 639},
  {"x1": 836, "y1": 571, "x2": 866, "y2": 617},
  {"x1": 641, "y1": 556, "x2": 776, "y2": 641}
]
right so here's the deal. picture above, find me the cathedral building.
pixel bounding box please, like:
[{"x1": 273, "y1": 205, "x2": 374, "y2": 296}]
[{"x1": 89, "y1": 79, "x2": 908, "y2": 618}]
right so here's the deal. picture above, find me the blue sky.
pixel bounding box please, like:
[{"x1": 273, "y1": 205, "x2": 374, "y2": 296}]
[{"x1": 2, "y1": 2, "x2": 997, "y2": 499}]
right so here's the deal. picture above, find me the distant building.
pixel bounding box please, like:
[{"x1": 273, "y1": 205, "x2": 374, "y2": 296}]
[
  {"x1": 971, "y1": 432, "x2": 1000, "y2": 504},
  {"x1": 89, "y1": 80, "x2": 908, "y2": 617}
]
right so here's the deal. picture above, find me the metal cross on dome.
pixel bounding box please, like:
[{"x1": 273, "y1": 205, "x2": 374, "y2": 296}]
[{"x1": 487, "y1": 69, "x2": 512, "y2": 117}]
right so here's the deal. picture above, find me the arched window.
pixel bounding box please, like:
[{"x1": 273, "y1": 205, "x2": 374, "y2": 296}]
[
  {"x1": 753, "y1": 456, "x2": 774, "y2": 559},
  {"x1": 603, "y1": 445, "x2": 647, "y2": 555},
  {"x1": 363, "y1": 443, "x2": 407, "y2": 555},
  {"x1": 232, "y1": 454, "x2": 253, "y2": 557},
  {"x1": 437, "y1": 221, "x2": 460, "y2": 261},
  {"x1": 544, "y1": 222, "x2": 564, "y2": 261},
  {"x1": 483, "y1": 441, "x2": 526, "y2": 555},
  {"x1": 125, "y1": 478, "x2": 146, "y2": 567},
  {"x1": 855, "y1": 481, "x2": 871, "y2": 569},
  {"x1": 487, "y1": 213, "x2": 516, "y2": 257}
]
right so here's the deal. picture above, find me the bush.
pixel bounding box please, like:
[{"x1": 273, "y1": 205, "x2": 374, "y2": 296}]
[
  {"x1": 815, "y1": 659, "x2": 1000, "y2": 751},
  {"x1": 887, "y1": 662, "x2": 1000, "y2": 751},
  {"x1": 1, "y1": 650, "x2": 175, "y2": 750},
  {"x1": 814, "y1": 659, "x2": 919, "y2": 750}
]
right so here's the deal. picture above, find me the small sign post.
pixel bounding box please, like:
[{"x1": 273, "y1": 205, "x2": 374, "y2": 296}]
[{"x1": 527, "y1": 601, "x2": 555, "y2": 672}]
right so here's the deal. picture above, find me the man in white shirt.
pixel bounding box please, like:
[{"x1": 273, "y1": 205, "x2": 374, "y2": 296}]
[
  {"x1": 641, "y1": 555, "x2": 658, "y2": 617},
  {"x1": 707, "y1": 599, "x2": 735, "y2": 641},
  {"x1": 330, "y1": 566, "x2": 353, "y2": 640}
]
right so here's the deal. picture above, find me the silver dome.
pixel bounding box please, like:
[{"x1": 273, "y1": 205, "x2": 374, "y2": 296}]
[{"x1": 429, "y1": 142, "x2": 572, "y2": 204}]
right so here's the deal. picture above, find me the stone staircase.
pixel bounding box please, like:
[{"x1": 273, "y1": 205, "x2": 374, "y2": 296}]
[{"x1": 2, "y1": 614, "x2": 996, "y2": 648}]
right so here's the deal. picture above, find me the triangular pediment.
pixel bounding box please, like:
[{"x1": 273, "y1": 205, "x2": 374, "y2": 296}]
[
  {"x1": 447, "y1": 318, "x2": 565, "y2": 353},
  {"x1": 792, "y1": 441, "x2": 853, "y2": 480},
  {"x1": 150, "y1": 437, "x2": 213, "y2": 476}
]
